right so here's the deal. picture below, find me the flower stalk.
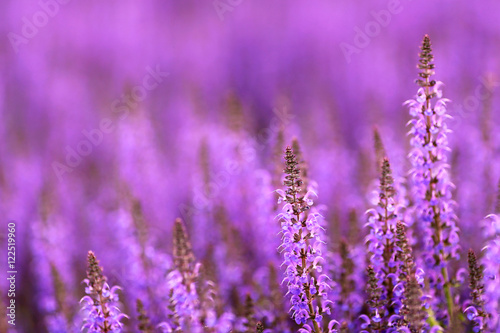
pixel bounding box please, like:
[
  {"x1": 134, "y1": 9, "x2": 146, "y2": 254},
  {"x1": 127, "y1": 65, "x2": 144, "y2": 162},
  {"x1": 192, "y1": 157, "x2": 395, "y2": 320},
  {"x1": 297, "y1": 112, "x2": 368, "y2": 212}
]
[
  {"x1": 365, "y1": 157, "x2": 401, "y2": 325},
  {"x1": 80, "y1": 251, "x2": 127, "y2": 332},
  {"x1": 465, "y1": 249, "x2": 489, "y2": 332},
  {"x1": 277, "y1": 146, "x2": 332, "y2": 333},
  {"x1": 405, "y1": 35, "x2": 459, "y2": 323}
]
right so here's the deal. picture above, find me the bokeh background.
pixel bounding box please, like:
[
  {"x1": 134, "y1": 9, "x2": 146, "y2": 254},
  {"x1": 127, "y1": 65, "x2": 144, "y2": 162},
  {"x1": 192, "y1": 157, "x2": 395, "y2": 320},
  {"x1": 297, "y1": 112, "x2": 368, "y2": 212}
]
[{"x1": 1, "y1": 0, "x2": 500, "y2": 331}]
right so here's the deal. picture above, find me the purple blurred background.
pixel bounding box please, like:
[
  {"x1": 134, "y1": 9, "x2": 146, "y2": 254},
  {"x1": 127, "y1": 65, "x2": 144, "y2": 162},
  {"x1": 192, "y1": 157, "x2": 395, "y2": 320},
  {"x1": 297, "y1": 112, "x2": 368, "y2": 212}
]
[{"x1": 1, "y1": 0, "x2": 500, "y2": 331}]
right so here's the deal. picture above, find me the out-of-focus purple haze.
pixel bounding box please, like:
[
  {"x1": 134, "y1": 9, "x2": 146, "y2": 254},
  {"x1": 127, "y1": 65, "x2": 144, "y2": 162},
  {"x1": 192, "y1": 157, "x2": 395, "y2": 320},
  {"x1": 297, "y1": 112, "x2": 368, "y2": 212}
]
[{"x1": 1, "y1": 0, "x2": 500, "y2": 332}]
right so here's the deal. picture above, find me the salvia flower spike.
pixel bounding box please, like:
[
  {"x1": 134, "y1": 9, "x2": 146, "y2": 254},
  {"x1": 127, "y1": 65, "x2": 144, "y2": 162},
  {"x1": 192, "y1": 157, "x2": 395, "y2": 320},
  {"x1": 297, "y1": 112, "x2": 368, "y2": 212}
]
[
  {"x1": 277, "y1": 146, "x2": 333, "y2": 333},
  {"x1": 161, "y1": 218, "x2": 204, "y2": 332},
  {"x1": 360, "y1": 265, "x2": 387, "y2": 332},
  {"x1": 405, "y1": 34, "x2": 459, "y2": 323},
  {"x1": 401, "y1": 275, "x2": 426, "y2": 333},
  {"x1": 394, "y1": 222, "x2": 415, "y2": 282},
  {"x1": 394, "y1": 222, "x2": 428, "y2": 332},
  {"x1": 80, "y1": 251, "x2": 127, "y2": 333},
  {"x1": 365, "y1": 157, "x2": 402, "y2": 323},
  {"x1": 465, "y1": 249, "x2": 489, "y2": 333}
]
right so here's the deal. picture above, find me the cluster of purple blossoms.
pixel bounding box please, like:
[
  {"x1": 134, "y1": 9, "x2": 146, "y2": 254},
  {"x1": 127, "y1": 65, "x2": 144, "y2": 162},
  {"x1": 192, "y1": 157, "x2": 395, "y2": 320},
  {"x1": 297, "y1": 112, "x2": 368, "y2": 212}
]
[
  {"x1": 360, "y1": 265, "x2": 387, "y2": 332},
  {"x1": 363, "y1": 158, "x2": 404, "y2": 330},
  {"x1": 276, "y1": 146, "x2": 335, "y2": 333},
  {"x1": 394, "y1": 222, "x2": 427, "y2": 333},
  {"x1": 80, "y1": 251, "x2": 128, "y2": 333},
  {"x1": 405, "y1": 35, "x2": 460, "y2": 323},
  {"x1": 362, "y1": 155, "x2": 431, "y2": 333},
  {"x1": 160, "y1": 218, "x2": 238, "y2": 333},
  {"x1": 365, "y1": 159, "x2": 399, "y2": 272},
  {"x1": 361, "y1": 222, "x2": 428, "y2": 333},
  {"x1": 161, "y1": 218, "x2": 202, "y2": 332}
]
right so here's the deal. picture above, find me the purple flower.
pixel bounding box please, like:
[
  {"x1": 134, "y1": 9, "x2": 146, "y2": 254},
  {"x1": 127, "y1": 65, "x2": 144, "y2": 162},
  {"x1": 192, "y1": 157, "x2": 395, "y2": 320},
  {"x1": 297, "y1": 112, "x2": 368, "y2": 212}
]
[
  {"x1": 394, "y1": 222, "x2": 428, "y2": 332},
  {"x1": 405, "y1": 35, "x2": 459, "y2": 322},
  {"x1": 362, "y1": 265, "x2": 388, "y2": 331},
  {"x1": 365, "y1": 158, "x2": 405, "y2": 324},
  {"x1": 162, "y1": 219, "x2": 202, "y2": 330},
  {"x1": 162, "y1": 218, "x2": 236, "y2": 333},
  {"x1": 80, "y1": 251, "x2": 127, "y2": 332},
  {"x1": 277, "y1": 146, "x2": 333, "y2": 333},
  {"x1": 400, "y1": 274, "x2": 427, "y2": 333}
]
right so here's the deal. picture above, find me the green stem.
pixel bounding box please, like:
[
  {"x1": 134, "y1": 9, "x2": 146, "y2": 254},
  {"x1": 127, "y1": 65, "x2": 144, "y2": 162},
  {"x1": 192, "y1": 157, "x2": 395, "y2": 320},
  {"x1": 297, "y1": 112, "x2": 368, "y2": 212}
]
[
  {"x1": 441, "y1": 267, "x2": 454, "y2": 322},
  {"x1": 426, "y1": 307, "x2": 442, "y2": 330}
]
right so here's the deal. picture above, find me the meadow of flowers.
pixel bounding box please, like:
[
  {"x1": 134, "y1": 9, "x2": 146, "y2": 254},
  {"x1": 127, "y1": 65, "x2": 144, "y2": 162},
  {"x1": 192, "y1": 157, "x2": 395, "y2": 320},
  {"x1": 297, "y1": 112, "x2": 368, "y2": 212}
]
[{"x1": 1, "y1": 1, "x2": 500, "y2": 333}]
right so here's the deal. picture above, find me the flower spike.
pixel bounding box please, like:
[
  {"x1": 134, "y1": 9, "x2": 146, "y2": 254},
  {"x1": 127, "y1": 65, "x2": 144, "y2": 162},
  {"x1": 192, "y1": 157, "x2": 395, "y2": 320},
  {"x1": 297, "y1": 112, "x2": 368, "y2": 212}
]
[
  {"x1": 276, "y1": 145, "x2": 332, "y2": 333},
  {"x1": 405, "y1": 34, "x2": 459, "y2": 323},
  {"x1": 163, "y1": 218, "x2": 202, "y2": 330},
  {"x1": 365, "y1": 157, "x2": 402, "y2": 323},
  {"x1": 80, "y1": 251, "x2": 127, "y2": 332},
  {"x1": 465, "y1": 249, "x2": 489, "y2": 332}
]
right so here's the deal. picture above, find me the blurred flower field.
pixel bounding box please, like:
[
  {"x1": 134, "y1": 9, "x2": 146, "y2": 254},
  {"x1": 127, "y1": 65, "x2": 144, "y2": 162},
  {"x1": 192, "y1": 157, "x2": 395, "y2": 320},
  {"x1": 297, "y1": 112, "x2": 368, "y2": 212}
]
[{"x1": 1, "y1": 1, "x2": 500, "y2": 332}]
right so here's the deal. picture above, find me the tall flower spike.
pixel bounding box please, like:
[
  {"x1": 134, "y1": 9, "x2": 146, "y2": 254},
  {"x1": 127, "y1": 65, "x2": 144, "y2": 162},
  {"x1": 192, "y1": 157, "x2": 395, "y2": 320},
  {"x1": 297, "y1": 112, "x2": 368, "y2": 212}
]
[
  {"x1": 401, "y1": 275, "x2": 426, "y2": 333},
  {"x1": 394, "y1": 222, "x2": 428, "y2": 332},
  {"x1": 277, "y1": 146, "x2": 332, "y2": 333},
  {"x1": 162, "y1": 218, "x2": 202, "y2": 331},
  {"x1": 405, "y1": 35, "x2": 459, "y2": 323},
  {"x1": 365, "y1": 157, "x2": 401, "y2": 323},
  {"x1": 80, "y1": 251, "x2": 127, "y2": 332},
  {"x1": 360, "y1": 265, "x2": 387, "y2": 332},
  {"x1": 465, "y1": 250, "x2": 489, "y2": 332},
  {"x1": 394, "y1": 222, "x2": 415, "y2": 280}
]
